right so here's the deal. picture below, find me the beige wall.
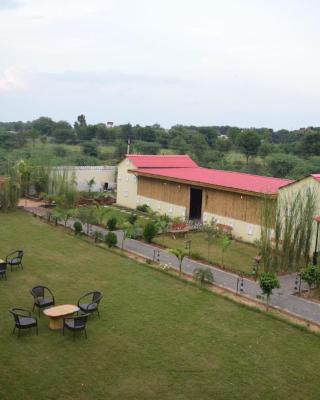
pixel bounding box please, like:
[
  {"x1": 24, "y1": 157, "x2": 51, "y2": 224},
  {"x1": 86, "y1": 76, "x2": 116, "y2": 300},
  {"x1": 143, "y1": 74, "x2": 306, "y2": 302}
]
[
  {"x1": 138, "y1": 195, "x2": 187, "y2": 218},
  {"x1": 203, "y1": 211, "x2": 261, "y2": 243},
  {"x1": 116, "y1": 159, "x2": 138, "y2": 208}
]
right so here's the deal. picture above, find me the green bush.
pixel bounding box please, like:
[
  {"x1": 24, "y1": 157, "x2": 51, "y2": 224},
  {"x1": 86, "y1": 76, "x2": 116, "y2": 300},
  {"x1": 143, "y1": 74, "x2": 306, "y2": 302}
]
[
  {"x1": 128, "y1": 213, "x2": 138, "y2": 225},
  {"x1": 300, "y1": 264, "x2": 320, "y2": 293},
  {"x1": 143, "y1": 222, "x2": 157, "y2": 243},
  {"x1": 107, "y1": 217, "x2": 117, "y2": 231},
  {"x1": 190, "y1": 251, "x2": 202, "y2": 260},
  {"x1": 73, "y1": 221, "x2": 83, "y2": 235},
  {"x1": 259, "y1": 272, "x2": 280, "y2": 309},
  {"x1": 193, "y1": 267, "x2": 214, "y2": 286},
  {"x1": 105, "y1": 232, "x2": 118, "y2": 248},
  {"x1": 136, "y1": 204, "x2": 150, "y2": 213},
  {"x1": 93, "y1": 230, "x2": 103, "y2": 243}
]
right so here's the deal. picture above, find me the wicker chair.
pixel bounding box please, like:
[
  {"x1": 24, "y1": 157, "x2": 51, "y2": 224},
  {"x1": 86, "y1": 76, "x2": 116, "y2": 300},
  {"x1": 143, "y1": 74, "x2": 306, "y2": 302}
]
[
  {"x1": 30, "y1": 285, "x2": 55, "y2": 316},
  {"x1": 6, "y1": 250, "x2": 24, "y2": 271},
  {"x1": 9, "y1": 308, "x2": 38, "y2": 336},
  {"x1": 0, "y1": 261, "x2": 7, "y2": 280},
  {"x1": 63, "y1": 314, "x2": 89, "y2": 339},
  {"x1": 77, "y1": 291, "x2": 103, "y2": 318}
]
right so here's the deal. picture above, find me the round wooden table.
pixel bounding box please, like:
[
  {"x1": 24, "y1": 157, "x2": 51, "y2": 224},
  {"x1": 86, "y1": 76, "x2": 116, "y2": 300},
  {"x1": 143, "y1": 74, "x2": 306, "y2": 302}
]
[{"x1": 43, "y1": 304, "x2": 79, "y2": 330}]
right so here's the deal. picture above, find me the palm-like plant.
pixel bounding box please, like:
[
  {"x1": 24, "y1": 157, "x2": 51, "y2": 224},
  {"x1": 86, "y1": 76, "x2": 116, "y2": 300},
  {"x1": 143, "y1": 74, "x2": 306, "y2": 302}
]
[
  {"x1": 95, "y1": 204, "x2": 110, "y2": 225},
  {"x1": 193, "y1": 267, "x2": 214, "y2": 286},
  {"x1": 169, "y1": 248, "x2": 188, "y2": 276},
  {"x1": 153, "y1": 214, "x2": 170, "y2": 244}
]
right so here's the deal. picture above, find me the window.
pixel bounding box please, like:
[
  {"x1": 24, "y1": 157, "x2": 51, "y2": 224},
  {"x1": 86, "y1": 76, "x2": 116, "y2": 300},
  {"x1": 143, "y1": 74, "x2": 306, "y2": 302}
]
[
  {"x1": 124, "y1": 190, "x2": 128, "y2": 198},
  {"x1": 157, "y1": 204, "x2": 161, "y2": 210},
  {"x1": 247, "y1": 225, "x2": 253, "y2": 235}
]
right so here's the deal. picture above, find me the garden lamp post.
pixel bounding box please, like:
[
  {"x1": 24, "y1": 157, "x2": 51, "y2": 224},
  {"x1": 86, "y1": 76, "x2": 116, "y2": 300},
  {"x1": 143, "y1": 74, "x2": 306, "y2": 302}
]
[
  {"x1": 294, "y1": 273, "x2": 302, "y2": 294},
  {"x1": 236, "y1": 276, "x2": 244, "y2": 295},
  {"x1": 153, "y1": 249, "x2": 160, "y2": 263},
  {"x1": 184, "y1": 239, "x2": 191, "y2": 256},
  {"x1": 313, "y1": 216, "x2": 320, "y2": 265}
]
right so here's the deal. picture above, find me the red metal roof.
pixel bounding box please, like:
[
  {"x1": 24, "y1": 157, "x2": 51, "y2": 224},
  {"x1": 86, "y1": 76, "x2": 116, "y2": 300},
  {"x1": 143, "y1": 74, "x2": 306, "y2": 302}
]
[
  {"x1": 311, "y1": 174, "x2": 320, "y2": 182},
  {"x1": 132, "y1": 167, "x2": 292, "y2": 195},
  {"x1": 126, "y1": 154, "x2": 198, "y2": 168}
]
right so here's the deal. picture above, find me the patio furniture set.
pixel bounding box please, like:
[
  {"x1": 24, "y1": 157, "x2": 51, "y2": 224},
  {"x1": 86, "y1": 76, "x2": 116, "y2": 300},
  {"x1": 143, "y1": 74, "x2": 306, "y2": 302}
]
[
  {"x1": 3, "y1": 250, "x2": 103, "y2": 339},
  {"x1": 0, "y1": 250, "x2": 24, "y2": 279},
  {"x1": 9, "y1": 283, "x2": 103, "y2": 339}
]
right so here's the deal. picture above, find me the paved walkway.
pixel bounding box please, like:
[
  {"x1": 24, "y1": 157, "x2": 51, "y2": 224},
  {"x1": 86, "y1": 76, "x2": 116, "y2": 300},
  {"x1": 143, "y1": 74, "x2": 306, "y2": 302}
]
[{"x1": 25, "y1": 206, "x2": 320, "y2": 325}]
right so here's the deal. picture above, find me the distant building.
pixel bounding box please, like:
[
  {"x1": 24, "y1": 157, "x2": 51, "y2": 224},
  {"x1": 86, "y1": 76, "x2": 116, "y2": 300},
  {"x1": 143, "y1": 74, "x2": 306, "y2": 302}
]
[
  {"x1": 106, "y1": 122, "x2": 114, "y2": 129},
  {"x1": 117, "y1": 155, "x2": 291, "y2": 243},
  {"x1": 54, "y1": 166, "x2": 116, "y2": 192}
]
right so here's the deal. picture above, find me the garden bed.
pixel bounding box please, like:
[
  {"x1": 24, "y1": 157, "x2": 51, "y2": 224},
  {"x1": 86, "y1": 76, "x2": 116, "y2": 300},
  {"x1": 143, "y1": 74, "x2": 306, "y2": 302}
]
[{"x1": 154, "y1": 231, "x2": 259, "y2": 276}]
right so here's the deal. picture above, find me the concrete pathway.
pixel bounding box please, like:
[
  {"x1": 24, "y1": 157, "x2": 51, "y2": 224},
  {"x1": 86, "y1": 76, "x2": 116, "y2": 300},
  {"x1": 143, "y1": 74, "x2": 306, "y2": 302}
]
[{"x1": 25, "y1": 206, "x2": 320, "y2": 325}]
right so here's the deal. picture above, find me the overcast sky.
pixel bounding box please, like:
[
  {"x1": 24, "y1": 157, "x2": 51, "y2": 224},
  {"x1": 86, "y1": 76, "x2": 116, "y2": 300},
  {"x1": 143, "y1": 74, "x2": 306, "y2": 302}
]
[{"x1": 0, "y1": 0, "x2": 319, "y2": 129}]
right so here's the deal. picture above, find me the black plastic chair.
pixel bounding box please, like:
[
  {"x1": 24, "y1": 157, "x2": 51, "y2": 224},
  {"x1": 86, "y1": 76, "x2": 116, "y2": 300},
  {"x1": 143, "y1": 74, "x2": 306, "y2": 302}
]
[
  {"x1": 6, "y1": 250, "x2": 24, "y2": 271},
  {"x1": 77, "y1": 291, "x2": 103, "y2": 318},
  {"x1": 63, "y1": 314, "x2": 89, "y2": 339},
  {"x1": 9, "y1": 308, "x2": 38, "y2": 336},
  {"x1": 0, "y1": 262, "x2": 7, "y2": 280},
  {"x1": 30, "y1": 285, "x2": 55, "y2": 316}
]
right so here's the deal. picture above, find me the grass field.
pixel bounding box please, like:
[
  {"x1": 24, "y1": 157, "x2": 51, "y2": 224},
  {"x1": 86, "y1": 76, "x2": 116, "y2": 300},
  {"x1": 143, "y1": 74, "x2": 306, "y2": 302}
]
[
  {"x1": 154, "y1": 232, "x2": 258, "y2": 275},
  {"x1": 0, "y1": 211, "x2": 320, "y2": 399},
  {"x1": 102, "y1": 205, "x2": 150, "y2": 228}
]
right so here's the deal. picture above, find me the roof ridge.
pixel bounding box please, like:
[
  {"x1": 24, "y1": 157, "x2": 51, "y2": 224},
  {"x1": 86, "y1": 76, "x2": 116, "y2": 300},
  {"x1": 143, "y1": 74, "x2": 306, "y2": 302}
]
[
  {"x1": 127, "y1": 154, "x2": 190, "y2": 157},
  {"x1": 196, "y1": 166, "x2": 293, "y2": 182}
]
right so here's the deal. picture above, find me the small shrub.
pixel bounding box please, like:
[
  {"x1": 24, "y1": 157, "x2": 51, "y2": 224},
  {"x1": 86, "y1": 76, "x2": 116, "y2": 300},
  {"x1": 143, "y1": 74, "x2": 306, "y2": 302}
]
[
  {"x1": 143, "y1": 222, "x2": 157, "y2": 243},
  {"x1": 193, "y1": 267, "x2": 214, "y2": 286},
  {"x1": 73, "y1": 221, "x2": 83, "y2": 235},
  {"x1": 105, "y1": 232, "x2": 117, "y2": 248},
  {"x1": 300, "y1": 264, "x2": 320, "y2": 296},
  {"x1": 93, "y1": 230, "x2": 103, "y2": 243},
  {"x1": 123, "y1": 222, "x2": 143, "y2": 239},
  {"x1": 128, "y1": 213, "x2": 138, "y2": 225},
  {"x1": 137, "y1": 204, "x2": 150, "y2": 213},
  {"x1": 190, "y1": 251, "x2": 202, "y2": 260},
  {"x1": 107, "y1": 217, "x2": 117, "y2": 231},
  {"x1": 259, "y1": 272, "x2": 280, "y2": 310}
]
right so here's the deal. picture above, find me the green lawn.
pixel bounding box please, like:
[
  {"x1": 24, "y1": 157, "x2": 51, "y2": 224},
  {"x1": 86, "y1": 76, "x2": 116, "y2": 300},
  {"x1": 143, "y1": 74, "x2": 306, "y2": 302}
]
[
  {"x1": 102, "y1": 205, "x2": 150, "y2": 228},
  {"x1": 0, "y1": 211, "x2": 320, "y2": 400},
  {"x1": 154, "y1": 232, "x2": 258, "y2": 275}
]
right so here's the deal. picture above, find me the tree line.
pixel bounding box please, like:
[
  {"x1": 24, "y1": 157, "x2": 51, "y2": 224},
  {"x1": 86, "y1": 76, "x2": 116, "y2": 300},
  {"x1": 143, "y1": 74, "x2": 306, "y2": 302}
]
[{"x1": 1, "y1": 115, "x2": 320, "y2": 179}]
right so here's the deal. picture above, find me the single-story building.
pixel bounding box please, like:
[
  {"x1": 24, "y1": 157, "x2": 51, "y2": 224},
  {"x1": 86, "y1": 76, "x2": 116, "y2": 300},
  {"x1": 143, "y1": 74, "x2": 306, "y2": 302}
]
[
  {"x1": 53, "y1": 166, "x2": 116, "y2": 192},
  {"x1": 116, "y1": 155, "x2": 292, "y2": 243}
]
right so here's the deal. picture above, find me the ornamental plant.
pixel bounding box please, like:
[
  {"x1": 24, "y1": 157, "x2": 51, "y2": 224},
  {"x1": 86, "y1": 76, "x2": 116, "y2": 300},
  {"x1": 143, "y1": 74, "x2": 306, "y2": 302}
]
[
  {"x1": 105, "y1": 232, "x2": 118, "y2": 248},
  {"x1": 73, "y1": 221, "x2": 83, "y2": 235},
  {"x1": 143, "y1": 222, "x2": 157, "y2": 243},
  {"x1": 300, "y1": 264, "x2": 320, "y2": 296},
  {"x1": 169, "y1": 248, "x2": 188, "y2": 276},
  {"x1": 193, "y1": 267, "x2": 214, "y2": 287},
  {"x1": 107, "y1": 217, "x2": 117, "y2": 231},
  {"x1": 259, "y1": 272, "x2": 280, "y2": 310}
]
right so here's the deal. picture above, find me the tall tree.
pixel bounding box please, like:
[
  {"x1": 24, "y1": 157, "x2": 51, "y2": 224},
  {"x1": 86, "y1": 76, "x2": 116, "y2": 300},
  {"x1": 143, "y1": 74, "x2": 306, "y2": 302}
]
[{"x1": 237, "y1": 130, "x2": 261, "y2": 164}]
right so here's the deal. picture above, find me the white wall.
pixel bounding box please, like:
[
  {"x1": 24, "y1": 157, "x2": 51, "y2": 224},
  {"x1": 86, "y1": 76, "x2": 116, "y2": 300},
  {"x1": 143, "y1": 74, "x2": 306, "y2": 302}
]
[{"x1": 54, "y1": 166, "x2": 116, "y2": 192}]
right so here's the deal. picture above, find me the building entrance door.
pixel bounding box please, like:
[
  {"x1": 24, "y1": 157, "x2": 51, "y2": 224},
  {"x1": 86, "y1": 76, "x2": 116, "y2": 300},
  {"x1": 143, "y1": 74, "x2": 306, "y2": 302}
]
[{"x1": 189, "y1": 188, "x2": 202, "y2": 220}]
